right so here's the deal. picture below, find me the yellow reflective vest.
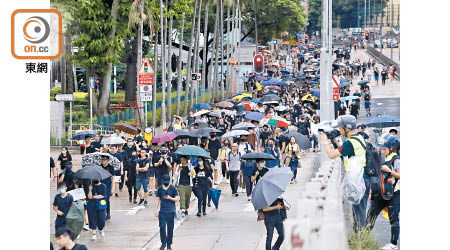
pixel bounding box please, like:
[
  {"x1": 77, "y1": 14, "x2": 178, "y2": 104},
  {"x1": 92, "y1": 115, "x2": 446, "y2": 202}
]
[{"x1": 343, "y1": 134, "x2": 367, "y2": 173}]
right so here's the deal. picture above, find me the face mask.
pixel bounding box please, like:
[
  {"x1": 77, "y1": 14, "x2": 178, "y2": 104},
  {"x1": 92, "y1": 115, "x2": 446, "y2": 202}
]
[
  {"x1": 58, "y1": 189, "x2": 65, "y2": 194},
  {"x1": 224, "y1": 143, "x2": 229, "y2": 146},
  {"x1": 61, "y1": 151, "x2": 66, "y2": 155},
  {"x1": 128, "y1": 142, "x2": 133, "y2": 146},
  {"x1": 268, "y1": 143, "x2": 273, "y2": 147},
  {"x1": 260, "y1": 163, "x2": 265, "y2": 168},
  {"x1": 198, "y1": 161, "x2": 203, "y2": 165},
  {"x1": 142, "y1": 143, "x2": 147, "y2": 147}
]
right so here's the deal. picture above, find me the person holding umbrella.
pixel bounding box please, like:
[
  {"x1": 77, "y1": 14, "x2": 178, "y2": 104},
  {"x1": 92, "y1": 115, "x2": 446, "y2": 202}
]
[
  {"x1": 284, "y1": 137, "x2": 301, "y2": 183},
  {"x1": 175, "y1": 156, "x2": 194, "y2": 217},
  {"x1": 100, "y1": 156, "x2": 115, "y2": 221},
  {"x1": 155, "y1": 174, "x2": 180, "y2": 250},
  {"x1": 87, "y1": 178, "x2": 107, "y2": 240},
  {"x1": 193, "y1": 157, "x2": 213, "y2": 217},
  {"x1": 262, "y1": 197, "x2": 290, "y2": 250}
]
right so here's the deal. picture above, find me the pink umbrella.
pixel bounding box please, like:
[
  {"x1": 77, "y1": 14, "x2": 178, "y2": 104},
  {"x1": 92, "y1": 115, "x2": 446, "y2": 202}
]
[{"x1": 151, "y1": 132, "x2": 177, "y2": 143}]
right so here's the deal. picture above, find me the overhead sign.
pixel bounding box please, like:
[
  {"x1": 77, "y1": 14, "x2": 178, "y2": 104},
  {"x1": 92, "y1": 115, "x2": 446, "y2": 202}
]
[
  {"x1": 191, "y1": 72, "x2": 202, "y2": 81},
  {"x1": 140, "y1": 92, "x2": 152, "y2": 102},
  {"x1": 89, "y1": 77, "x2": 95, "y2": 88},
  {"x1": 138, "y1": 58, "x2": 154, "y2": 85},
  {"x1": 140, "y1": 85, "x2": 152, "y2": 93},
  {"x1": 55, "y1": 94, "x2": 74, "y2": 102}
]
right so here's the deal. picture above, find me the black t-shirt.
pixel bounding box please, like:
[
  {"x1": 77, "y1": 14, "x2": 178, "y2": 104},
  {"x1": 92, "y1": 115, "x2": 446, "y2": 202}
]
[
  {"x1": 59, "y1": 169, "x2": 75, "y2": 191},
  {"x1": 57, "y1": 153, "x2": 72, "y2": 170},
  {"x1": 179, "y1": 165, "x2": 191, "y2": 186},
  {"x1": 126, "y1": 155, "x2": 138, "y2": 178},
  {"x1": 154, "y1": 154, "x2": 171, "y2": 176},
  {"x1": 263, "y1": 197, "x2": 287, "y2": 220},
  {"x1": 260, "y1": 131, "x2": 271, "y2": 148},
  {"x1": 217, "y1": 123, "x2": 228, "y2": 135},
  {"x1": 137, "y1": 158, "x2": 150, "y2": 179},
  {"x1": 53, "y1": 193, "x2": 73, "y2": 219},
  {"x1": 364, "y1": 92, "x2": 371, "y2": 101},
  {"x1": 208, "y1": 139, "x2": 222, "y2": 160},
  {"x1": 338, "y1": 106, "x2": 347, "y2": 116},
  {"x1": 350, "y1": 104, "x2": 359, "y2": 116},
  {"x1": 194, "y1": 166, "x2": 212, "y2": 187},
  {"x1": 297, "y1": 121, "x2": 310, "y2": 135},
  {"x1": 123, "y1": 145, "x2": 137, "y2": 159},
  {"x1": 381, "y1": 70, "x2": 387, "y2": 79},
  {"x1": 59, "y1": 244, "x2": 88, "y2": 250},
  {"x1": 252, "y1": 167, "x2": 269, "y2": 184}
]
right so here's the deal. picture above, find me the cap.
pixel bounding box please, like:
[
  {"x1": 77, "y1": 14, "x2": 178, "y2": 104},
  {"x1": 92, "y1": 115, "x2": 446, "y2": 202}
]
[
  {"x1": 332, "y1": 115, "x2": 357, "y2": 130},
  {"x1": 162, "y1": 174, "x2": 171, "y2": 186},
  {"x1": 159, "y1": 146, "x2": 167, "y2": 152}
]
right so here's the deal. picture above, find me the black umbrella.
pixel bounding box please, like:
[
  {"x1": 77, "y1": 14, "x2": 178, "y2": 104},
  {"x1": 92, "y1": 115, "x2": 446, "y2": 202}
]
[
  {"x1": 261, "y1": 94, "x2": 281, "y2": 104},
  {"x1": 74, "y1": 165, "x2": 113, "y2": 180},
  {"x1": 206, "y1": 112, "x2": 221, "y2": 118},
  {"x1": 113, "y1": 123, "x2": 139, "y2": 135},
  {"x1": 232, "y1": 122, "x2": 256, "y2": 130},
  {"x1": 284, "y1": 132, "x2": 312, "y2": 150},
  {"x1": 72, "y1": 131, "x2": 97, "y2": 140},
  {"x1": 241, "y1": 152, "x2": 276, "y2": 160},
  {"x1": 173, "y1": 129, "x2": 191, "y2": 139}
]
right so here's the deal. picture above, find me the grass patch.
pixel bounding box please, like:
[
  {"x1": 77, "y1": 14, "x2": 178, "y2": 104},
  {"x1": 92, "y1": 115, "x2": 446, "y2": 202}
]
[{"x1": 348, "y1": 229, "x2": 380, "y2": 250}]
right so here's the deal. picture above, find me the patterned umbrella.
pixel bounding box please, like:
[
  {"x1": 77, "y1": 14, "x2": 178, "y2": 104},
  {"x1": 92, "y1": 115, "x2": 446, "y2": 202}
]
[
  {"x1": 215, "y1": 101, "x2": 234, "y2": 108},
  {"x1": 266, "y1": 115, "x2": 290, "y2": 128},
  {"x1": 222, "y1": 130, "x2": 250, "y2": 138},
  {"x1": 81, "y1": 152, "x2": 120, "y2": 170},
  {"x1": 113, "y1": 123, "x2": 139, "y2": 135}
]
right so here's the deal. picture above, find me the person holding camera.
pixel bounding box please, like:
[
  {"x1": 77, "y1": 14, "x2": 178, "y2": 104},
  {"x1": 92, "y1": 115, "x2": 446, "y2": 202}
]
[
  {"x1": 319, "y1": 115, "x2": 369, "y2": 232},
  {"x1": 154, "y1": 146, "x2": 173, "y2": 188}
]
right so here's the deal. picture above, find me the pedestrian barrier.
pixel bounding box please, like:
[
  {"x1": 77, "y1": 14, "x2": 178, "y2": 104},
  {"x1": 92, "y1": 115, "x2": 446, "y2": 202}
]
[
  {"x1": 366, "y1": 46, "x2": 400, "y2": 80},
  {"x1": 284, "y1": 156, "x2": 348, "y2": 250}
]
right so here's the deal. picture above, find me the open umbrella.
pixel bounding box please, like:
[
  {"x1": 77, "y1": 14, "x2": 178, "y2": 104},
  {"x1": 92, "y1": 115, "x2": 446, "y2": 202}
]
[
  {"x1": 113, "y1": 123, "x2": 139, "y2": 135},
  {"x1": 74, "y1": 165, "x2": 113, "y2": 180},
  {"x1": 206, "y1": 112, "x2": 221, "y2": 118},
  {"x1": 340, "y1": 96, "x2": 361, "y2": 102},
  {"x1": 284, "y1": 132, "x2": 312, "y2": 149},
  {"x1": 256, "y1": 76, "x2": 267, "y2": 81},
  {"x1": 241, "y1": 152, "x2": 276, "y2": 160},
  {"x1": 101, "y1": 136, "x2": 127, "y2": 145},
  {"x1": 222, "y1": 130, "x2": 250, "y2": 138},
  {"x1": 266, "y1": 115, "x2": 290, "y2": 128},
  {"x1": 261, "y1": 94, "x2": 281, "y2": 104},
  {"x1": 366, "y1": 115, "x2": 400, "y2": 128},
  {"x1": 224, "y1": 99, "x2": 237, "y2": 104},
  {"x1": 66, "y1": 201, "x2": 85, "y2": 239},
  {"x1": 245, "y1": 112, "x2": 265, "y2": 121},
  {"x1": 274, "y1": 105, "x2": 288, "y2": 111},
  {"x1": 238, "y1": 101, "x2": 253, "y2": 111},
  {"x1": 280, "y1": 70, "x2": 290, "y2": 74},
  {"x1": 192, "y1": 103, "x2": 213, "y2": 110},
  {"x1": 151, "y1": 132, "x2": 177, "y2": 143},
  {"x1": 71, "y1": 131, "x2": 97, "y2": 140},
  {"x1": 267, "y1": 85, "x2": 281, "y2": 90},
  {"x1": 208, "y1": 188, "x2": 222, "y2": 210},
  {"x1": 191, "y1": 110, "x2": 210, "y2": 117},
  {"x1": 250, "y1": 98, "x2": 261, "y2": 103},
  {"x1": 232, "y1": 122, "x2": 256, "y2": 130},
  {"x1": 276, "y1": 82, "x2": 289, "y2": 86},
  {"x1": 358, "y1": 80, "x2": 370, "y2": 85},
  {"x1": 311, "y1": 90, "x2": 320, "y2": 97},
  {"x1": 215, "y1": 101, "x2": 234, "y2": 108},
  {"x1": 339, "y1": 81, "x2": 350, "y2": 88},
  {"x1": 173, "y1": 129, "x2": 191, "y2": 139},
  {"x1": 82, "y1": 152, "x2": 121, "y2": 170},
  {"x1": 175, "y1": 145, "x2": 211, "y2": 158},
  {"x1": 251, "y1": 167, "x2": 293, "y2": 210}
]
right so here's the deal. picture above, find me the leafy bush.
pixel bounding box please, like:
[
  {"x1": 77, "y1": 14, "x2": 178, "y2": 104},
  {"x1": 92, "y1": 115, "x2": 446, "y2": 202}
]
[
  {"x1": 50, "y1": 87, "x2": 62, "y2": 100},
  {"x1": 348, "y1": 229, "x2": 380, "y2": 250}
]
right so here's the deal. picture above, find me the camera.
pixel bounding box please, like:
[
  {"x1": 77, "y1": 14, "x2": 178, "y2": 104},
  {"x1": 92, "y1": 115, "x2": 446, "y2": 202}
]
[{"x1": 318, "y1": 128, "x2": 340, "y2": 140}]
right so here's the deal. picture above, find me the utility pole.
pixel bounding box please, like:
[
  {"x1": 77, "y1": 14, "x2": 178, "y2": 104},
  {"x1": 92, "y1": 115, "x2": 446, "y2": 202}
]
[
  {"x1": 320, "y1": 0, "x2": 333, "y2": 122},
  {"x1": 390, "y1": 0, "x2": 394, "y2": 60},
  {"x1": 328, "y1": 0, "x2": 333, "y2": 120},
  {"x1": 380, "y1": 0, "x2": 383, "y2": 53},
  {"x1": 364, "y1": 0, "x2": 367, "y2": 28},
  {"x1": 136, "y1": 0, "x2": 144, "y2": 126},
  {"x1": 253, "y1": 0, "x2": 258, "y2": 54}
]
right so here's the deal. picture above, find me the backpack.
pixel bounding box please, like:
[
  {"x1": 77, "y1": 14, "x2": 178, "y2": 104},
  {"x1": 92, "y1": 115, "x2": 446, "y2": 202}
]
[
  {"x1": 228, "y1": 151, "x2": 241, "y2": 161},
  {"x1": 350, "y1": 136, "x2": 381, "y2": 177},
  {"x1": 364, "y1": 93, "x2": 371, "y2": 101},
  {"x1": 370, "y1": 155, "x2": 399, "y2": 201}
]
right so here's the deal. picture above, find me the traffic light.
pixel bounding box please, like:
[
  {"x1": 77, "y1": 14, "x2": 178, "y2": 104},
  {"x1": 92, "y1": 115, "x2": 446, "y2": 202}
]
[
  {"x1": 253, "y1": 54, "x2": 264, "y2": 73},
  {"x1": 365, "y1": 31, "x2": 369, "y2": 40}
]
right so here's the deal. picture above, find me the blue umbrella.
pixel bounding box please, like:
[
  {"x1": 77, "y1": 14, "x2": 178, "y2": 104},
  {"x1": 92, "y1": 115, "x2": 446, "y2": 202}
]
[
  {"x1": 339, "y1": 81, "x2": 350, "y2": 88},
  {"x1": 245, "y1": 112, "x2": 265, "y2": 121},
  {"x1": 366, "y1": 115, "x2": 400, "y2": 128},
  {"x1": 308, "y1": 81, "x2": 319, "y2": 85},
  {"x1": 208, "y1": 189, "x2": 222, "y2": 209},
  {"x1": 296, "y1": 75, "x2": 306, "y2": 79},
  {"x1": 251, "y1": 167, "x2": 293, "y2": 210},
  {"x1": 250, "y1": 98, "x2": 261, "y2": 103},
  {"x1": 311, "y1": 90, "x2": 320, "y2": 97},
  {"x1": 280, "y1": 70, "x2": 290, "y2": 74},
  {"x1": 276, "y1": 82, "x2": 289, "y2": 86},
  {"x1": 192, "y1": 103, "x2": 212, "y2": 110},
  {"x1": 72, "y1": 131, "x2": 97, "y2": 140},
  {"x1": 175, "y1": 145, "x2": 211, "y2": 158}
]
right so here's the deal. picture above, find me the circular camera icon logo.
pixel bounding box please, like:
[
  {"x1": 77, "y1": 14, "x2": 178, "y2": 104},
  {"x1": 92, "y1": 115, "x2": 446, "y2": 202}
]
[{"x1": 23, "y1": 16, "x2": 50, "y2": 44}]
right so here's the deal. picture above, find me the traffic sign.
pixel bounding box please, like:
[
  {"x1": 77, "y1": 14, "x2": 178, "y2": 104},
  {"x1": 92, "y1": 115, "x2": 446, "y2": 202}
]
[
  {"x1": 140, "y1": 92, "x2": 152, "y2": 101},
  {"x1": 89, "y1": 77, "x2": 95, "y2": 88},
  {"x1": 55, "y1": 94, "x2": 74, "y2": 102},
  {"x1": 138, "y1": 58, "x2": 154, "y2": 85},
  {"x1": 191, "y1": 72, "x2": 202, "y2": 81},
  {"x1": 332, "y1": 75, "x2": 340, "y2": 88},
  {"x1": 140, "y1": 85, "x2": 152, "y2": 93}
]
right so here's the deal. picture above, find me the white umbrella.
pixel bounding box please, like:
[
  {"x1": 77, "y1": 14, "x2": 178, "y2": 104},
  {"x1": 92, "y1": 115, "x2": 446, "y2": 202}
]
[
  {"x1": 222, "y1": 130, "x2": 250, "y2": 138},
  {"x1": 101, "y1": 137, "x2": 126, "y2": 145},
  {"x1": 191, "y1": 110, "x2": 210, "y2": 117}
]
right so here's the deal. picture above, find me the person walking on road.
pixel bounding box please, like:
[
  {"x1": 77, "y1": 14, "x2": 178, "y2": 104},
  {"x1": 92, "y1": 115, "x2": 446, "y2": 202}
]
[
  {"x1": 125, "y1": 151, "x2": 138, "y2": 203},
  {"x1": 241, "y1": 158, "x2": 256, "y2": 201},
  {"x1": 363, "y1": 88, "x2": 372, "y2": 117},
  {"x1": 262, "y1": 197, "x2": 291, "y2": 250},
  {"x1": 55, "y1": 227, "x2": 88, "y2": 250},
  {"x1": 381, "y1": 67, "x2": 388, "y2": 85},
  {"x1": 155, "y1": 174, "x2": 180, "y2": 250},
  {"x1": 176, "y1": 156, "x2": 193, "y2": 217},
  {"x1": 109, "y1": 145, "x2": 123, "y2": 197},
  {"x1": 193, "y1": 157, "x2": 213, "y2": 217},
  {"x1": 136, "y1": 149, "x2": 151, "y2": 206},
  {"x1": 86, "y1": 178, "x2": 107, "y2": 240},
  {"x1": 226, "y1": 143, "x2": 241, "y2": 197},
  {"x1": 206, "y1": 132, "x2": 222, "y2": 185},
  {"x1": 100, "y1": 156, "x2": 115, "y2": 221},
  {"x1": 219, "y1": 139, "x2": 232, "y2": 184},
  {"x1": 284, "y1": 137, "x2": 301, "y2": 183},
  {"x1": 374, "y1": 67, "x2": 380, "y2": 85},
  {"x1": 366, "y1": 133, "x2": 400, "y2": 250},
  {"x1": 57, "y1": 147, "x2": 72, "y2": 171},
  {"x1": 53, "y1": 182, "x2": 74, "y2": 231}
]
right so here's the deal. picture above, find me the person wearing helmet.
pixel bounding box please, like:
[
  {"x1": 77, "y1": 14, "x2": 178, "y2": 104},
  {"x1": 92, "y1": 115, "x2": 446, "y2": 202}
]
[
  {"x1": 366, "y1": 133, "x2": 400, "y2": 250},
  {"x1": 319, "y1": 115, "x2": 370, "y2": 232}
]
